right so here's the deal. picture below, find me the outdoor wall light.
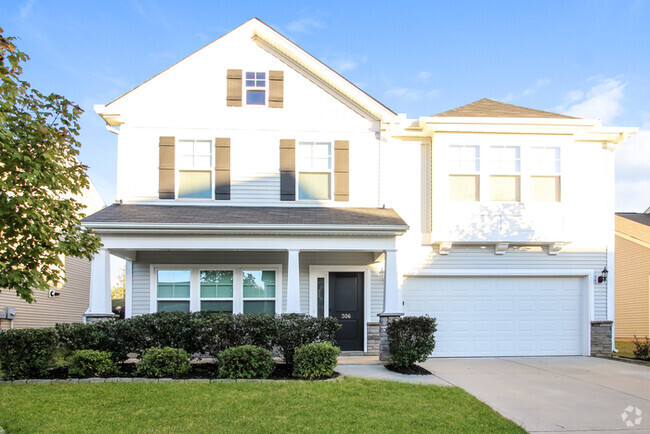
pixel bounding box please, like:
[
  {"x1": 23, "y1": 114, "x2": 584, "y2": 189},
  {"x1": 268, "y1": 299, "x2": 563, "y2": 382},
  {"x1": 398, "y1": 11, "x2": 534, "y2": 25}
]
[{"x1": 597, "y1": 267, "x2": 608, "y2": 284}]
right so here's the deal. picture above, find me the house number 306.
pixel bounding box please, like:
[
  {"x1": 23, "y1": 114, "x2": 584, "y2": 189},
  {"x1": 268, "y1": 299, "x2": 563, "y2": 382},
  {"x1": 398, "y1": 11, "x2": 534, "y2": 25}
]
[{"x1": 341, "y1": 314, "x2": 351, "y2": 319}]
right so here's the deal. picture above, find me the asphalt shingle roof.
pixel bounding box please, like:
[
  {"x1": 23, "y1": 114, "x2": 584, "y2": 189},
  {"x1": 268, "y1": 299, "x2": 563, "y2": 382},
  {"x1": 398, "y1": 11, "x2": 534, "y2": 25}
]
[
  {"x1": 616, "y1": 212, "x2": 650, "y2": 227},
  {"x1": 434, "y1": 98, "x2": 577, "y2": 119},
  {"x1": 83, "y1": 204, "x2": 407, "y2": 227}
]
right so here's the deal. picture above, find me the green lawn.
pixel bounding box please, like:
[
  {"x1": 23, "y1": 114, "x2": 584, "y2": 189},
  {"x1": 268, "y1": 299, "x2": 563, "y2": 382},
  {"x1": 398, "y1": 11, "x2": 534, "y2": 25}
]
[
  {"x1": 615, "y1": 340, "x2": 637, "y2": 358},
  {"x1": 0, "y1": 378, "x2": 524, "y2": 433}
]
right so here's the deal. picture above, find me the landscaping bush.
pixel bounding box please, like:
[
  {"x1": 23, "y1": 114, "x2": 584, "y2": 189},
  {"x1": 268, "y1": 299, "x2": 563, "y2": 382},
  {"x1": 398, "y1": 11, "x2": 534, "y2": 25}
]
[
  {"x1": 135, "y1": 347, "x2": 191, "y2": 378},
  {"x1": 196, "y1": 313, "x2": 276, "y2": 357},
  {"x1": 0, "y1": 328, "x2": 58, "y2": 380},
  {"x1": 67, "y1": 349, "x2": 119, "y2": 378},
  {"x1": 218, "y1": 345, "x2": 275, "y2": 379},
  {"x1": 387, "y1": 316, "x2": 437, "y2": 368},
  {"x1": 127, "y1": 312, "x2": 203, "y2": 355},
  {"x1": 292, "y1": 343, "x2": 341, "y2": 380},
  {"x1": 633, "y1": 336, "x2": 650, "y2": 360},
  {"x1": 275, "y1": 314, "x2": 340, "y2": 365},
  {"x1": 56, "y1": 321, "x2": 134, "y2": 362}
]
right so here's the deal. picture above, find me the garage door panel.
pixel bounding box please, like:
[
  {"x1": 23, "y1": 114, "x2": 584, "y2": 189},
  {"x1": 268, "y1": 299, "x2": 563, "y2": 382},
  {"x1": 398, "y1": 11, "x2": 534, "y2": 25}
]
[{"x1": 403, "y1": 276, "x2": 584, "y2": 357}]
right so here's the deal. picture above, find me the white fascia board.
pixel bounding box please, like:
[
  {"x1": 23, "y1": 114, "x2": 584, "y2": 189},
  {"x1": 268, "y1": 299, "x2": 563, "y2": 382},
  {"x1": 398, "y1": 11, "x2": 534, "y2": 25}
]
[
  {"x1": 420, "y1": 116, "x2": 599, "y2": 127},
  {"x1": 94, "y1": 104, "x2": 123, "y2": 126},
  {"x1": 84, "y1": 222, "x2": 408, "y2": 236},
  {"x1": 99, "y1": 233, "x2": 398, "y2": 251},
  {"x1": 251, "y1": 23, "x2": 396, "y2": 121}
]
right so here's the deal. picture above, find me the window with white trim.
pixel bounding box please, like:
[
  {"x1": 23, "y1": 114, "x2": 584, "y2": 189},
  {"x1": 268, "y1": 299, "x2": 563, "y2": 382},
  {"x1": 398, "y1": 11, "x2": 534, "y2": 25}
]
[
  {"x1": 298, "y1": 141, "x2": 332, "y2": 200},
  {"x1": 156, "y1": 270, "x2": 191, "y2": 312},
  {"x1": 448, "y1": 145, "x2": 480, "y2": 201},
  {"x1": 530, "y1": 146, "x2": 561, "y2": 202},
  {"x1": 490, "y1": 146, "x2": 520, "y2": 201},
  {"x1": 200, "y1": 270, "x2": 234, "y2": 313},
  {"x1": 154, "y1": 267, "x2": 279, "y2": 314},
  {"x1": 177, "y1": 139, "x2": 212, "y2": 199},
  {"x1": 245, "y1": 71, "x2": 266, "y2": 105}
]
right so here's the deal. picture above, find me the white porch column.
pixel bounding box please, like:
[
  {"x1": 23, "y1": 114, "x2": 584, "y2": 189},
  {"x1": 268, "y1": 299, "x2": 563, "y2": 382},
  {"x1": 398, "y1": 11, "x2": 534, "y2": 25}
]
[
  {"x1": 382, "y1": 250, "x2": 402, "y2": 314},
  {"x1": 85, "y1": 248, "x2": 114, "y2": 322},
  {"x1": 286, "y1": 249, "x2": 301, "y2": 313}
]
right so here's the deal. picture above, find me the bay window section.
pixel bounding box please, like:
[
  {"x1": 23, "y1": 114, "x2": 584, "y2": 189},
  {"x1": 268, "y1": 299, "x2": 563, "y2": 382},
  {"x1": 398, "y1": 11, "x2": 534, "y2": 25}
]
[
  {"x1": 530, "y1": 146, "x2": 561, "y2": 202},
  {"x1": 243, "y1": 270, "x2": 276, "y2": 315},
  {"x1": 157, "y1": 270, "x2": 191, "y2": 312},
  {"x1": 200, "y1": 270, "x2": 234, "y2": 313},
  {"x1": 177, "y1": 139, "x2": 212, "y2": 199},
  {"x1": 490, "y1": 146, "x2": 520, "y2": 202},
  {"x1": 298, "y1": 142, "x2": 332, "y2": 200}
]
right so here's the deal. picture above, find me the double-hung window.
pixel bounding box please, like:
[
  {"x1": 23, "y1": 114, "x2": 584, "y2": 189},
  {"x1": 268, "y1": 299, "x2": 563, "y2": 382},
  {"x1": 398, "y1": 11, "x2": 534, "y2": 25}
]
[
  {"x1": 298, "y1": 141, "x2": 332, "y2": 200},
  {"x1": 200, "y1": 270, "x2": 234, "y2": 313},
  {"x1": 242, "y1": 270, "x2": 276, "y2": 314},
  {"x1": 490, "y1": 146, "x2": 521, "y2": 201},
  {"x1": 177, "y1": 139, "x2": 212, "y2": 199},
  {"x1": 448, "y1": 145, "x2": 480, "y2": 201},
  {"x1": 245, "y1": 72, "x2": 266, "y2": 105},
  {"x1": 156, "y1": 270, "x2": 191, "y2": 312},
  {"x1": 530, "y1": 146, "x2": 561, "y2": 202}
]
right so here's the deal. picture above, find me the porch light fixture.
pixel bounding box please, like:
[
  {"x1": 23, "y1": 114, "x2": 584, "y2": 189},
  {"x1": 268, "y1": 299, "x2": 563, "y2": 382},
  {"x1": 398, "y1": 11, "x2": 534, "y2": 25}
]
[{"x1": 597, "y1": 267, "x2": 608, "y2": 284}]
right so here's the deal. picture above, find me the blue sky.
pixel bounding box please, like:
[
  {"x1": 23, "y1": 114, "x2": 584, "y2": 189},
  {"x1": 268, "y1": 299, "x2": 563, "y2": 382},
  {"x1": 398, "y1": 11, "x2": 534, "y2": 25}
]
[{"x1": 4, "y1": 0, "x2": 650, "y2": 211}]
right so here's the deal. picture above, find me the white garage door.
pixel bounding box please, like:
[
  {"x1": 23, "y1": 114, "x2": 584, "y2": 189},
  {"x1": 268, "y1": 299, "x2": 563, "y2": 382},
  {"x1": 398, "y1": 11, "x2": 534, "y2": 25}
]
[{"x1": 403, "y1": 276, "x2": 585, "y2": 357}]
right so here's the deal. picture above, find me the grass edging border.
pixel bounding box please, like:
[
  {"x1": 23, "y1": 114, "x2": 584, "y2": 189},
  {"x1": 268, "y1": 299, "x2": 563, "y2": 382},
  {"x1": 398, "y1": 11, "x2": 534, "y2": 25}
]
[{"x1": 0, "y1": 374, "x2": 344, "y2": 385}]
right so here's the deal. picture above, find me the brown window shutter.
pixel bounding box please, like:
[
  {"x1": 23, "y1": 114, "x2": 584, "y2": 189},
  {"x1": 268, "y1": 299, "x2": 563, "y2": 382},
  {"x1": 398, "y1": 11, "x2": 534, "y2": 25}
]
[
  {"x1": 334, "y1": 140, "x2": 349, "y2": 201},
  {"x1": 159, "y1": 136, "x2": 175, "y2": 199},
  {"x1": 214, "y1": 138, "x2": 231, "y2": 200},
  {"x1": 280, "y1": 139, "x2": 295, "y2": 201},
  {"x1": 268, "y1": 70, "x2": 284, "y2": 108},
  {"x1": 226, "y1": 69, "x2": 242, "y2": 107}
]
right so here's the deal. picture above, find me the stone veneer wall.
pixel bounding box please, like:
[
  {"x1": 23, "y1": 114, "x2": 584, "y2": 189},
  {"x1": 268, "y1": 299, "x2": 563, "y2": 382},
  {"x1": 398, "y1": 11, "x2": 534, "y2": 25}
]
[
  {"x1": 366, "y1": 322, "x2": 380, "y2": 356},
  {"x1": 378, "y1": 314, "x2": 402, "y2": 362},
  {"x1": 591, "y1": 321, "x2": 613, "y2": 357}
]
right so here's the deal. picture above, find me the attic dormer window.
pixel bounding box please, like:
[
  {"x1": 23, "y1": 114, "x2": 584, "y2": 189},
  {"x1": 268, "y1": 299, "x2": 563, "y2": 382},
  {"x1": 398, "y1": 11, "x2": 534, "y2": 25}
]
[{"x1": 245, "y1": 72, "x2": 266, "y2": 105}]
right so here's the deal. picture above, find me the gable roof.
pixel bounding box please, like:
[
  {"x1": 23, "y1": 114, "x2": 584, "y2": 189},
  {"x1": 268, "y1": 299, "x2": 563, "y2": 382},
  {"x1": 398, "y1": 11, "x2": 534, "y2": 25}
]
[
  {"x1": 434, "y1": 98, "x2": 577, "y2": 119},
  {"x1": 100, "y1": 18, "x2": 395, "y2": 121},
  {"x1": 82, "y1": 204, "x2": 408, "y2": 235},
  {"x1": 616, "y1": 213, "x2": 650, "y2": 246},
  {"x1": 617, "y1": 212, "x2": 650, "y2": 228}
]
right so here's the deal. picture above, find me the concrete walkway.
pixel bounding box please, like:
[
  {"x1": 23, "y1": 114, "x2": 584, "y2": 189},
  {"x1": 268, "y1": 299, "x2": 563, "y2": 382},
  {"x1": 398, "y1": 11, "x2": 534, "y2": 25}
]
[
  {"x1": 335, "y1": 364, "x2": 451, "y2": 385},
  {"x1": 421, "y1": 357, "x2": 650, "y2": 433}
]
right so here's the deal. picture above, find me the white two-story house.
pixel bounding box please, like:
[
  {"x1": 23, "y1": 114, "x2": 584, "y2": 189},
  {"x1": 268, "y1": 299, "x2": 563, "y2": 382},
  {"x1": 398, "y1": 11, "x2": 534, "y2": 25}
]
[{"x1": 84, "y1": 18, "x2": 636, "y2": 358}]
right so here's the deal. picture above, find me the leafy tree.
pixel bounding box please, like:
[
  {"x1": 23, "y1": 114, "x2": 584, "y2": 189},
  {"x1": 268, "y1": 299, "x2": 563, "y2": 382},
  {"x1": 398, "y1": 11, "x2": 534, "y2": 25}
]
[
  {"x1": 0, "y1": 28, "x2": 102, "y2": 302},
  {"x1": 111, "y1": 266, "x2": 126, "y2": 300}
]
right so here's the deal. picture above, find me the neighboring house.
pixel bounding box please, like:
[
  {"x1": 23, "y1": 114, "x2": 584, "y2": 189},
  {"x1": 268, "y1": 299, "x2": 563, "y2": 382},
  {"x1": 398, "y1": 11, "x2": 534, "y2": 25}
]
[
  {"x1": 83, "y1": 18, "x2": 636, "y2": 358},
  {"x1": 0, "y1": 182, "x2": 104, "y2": 329},
  {"x1": 615, "y1": 210, "x2": 650, "y2": 340}
]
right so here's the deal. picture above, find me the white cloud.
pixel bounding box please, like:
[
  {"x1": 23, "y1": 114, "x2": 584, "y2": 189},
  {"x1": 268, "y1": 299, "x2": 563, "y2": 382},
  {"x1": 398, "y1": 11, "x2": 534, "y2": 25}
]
[
  {"x1": 286, "y1": 17, "x2": 326, "y2": 34},
  {"x1": 557, "y1": 78, "x2": 626, "y2": 124},
  {"x1": 19, "y1": 0, "x2": 35, "y2": 21},
  {"x1": 327, "y1": 54, "x2": 366, "y2": 73},
  {"x1": 615, "y1": 122, "x2": 650, "y2": 212},
  {"x1": 385, "y1": 87, "x2": 439, "y2": 102},
  {"x1": 504, "y1": 77, "x2": 550, "y2": 102},
  {"x1": 416, "y1": 71, "x2": 432, "y2": 82}
]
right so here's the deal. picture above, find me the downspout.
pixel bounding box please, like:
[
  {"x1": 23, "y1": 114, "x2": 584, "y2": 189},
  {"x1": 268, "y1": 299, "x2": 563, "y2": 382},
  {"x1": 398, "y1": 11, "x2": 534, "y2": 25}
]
[{"x1": 606, "y1": 142, "x2": 616, "y2": 353}]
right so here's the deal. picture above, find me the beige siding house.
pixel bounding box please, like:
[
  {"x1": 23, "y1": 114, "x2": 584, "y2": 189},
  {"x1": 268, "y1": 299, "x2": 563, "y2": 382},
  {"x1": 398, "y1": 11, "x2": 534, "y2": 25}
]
[
  {"x1": 615, "y1": 211, "x2": 650, "y2": 340},
  {"x1": 0, "y1": 183, "x2": 104, "y2": 329}
]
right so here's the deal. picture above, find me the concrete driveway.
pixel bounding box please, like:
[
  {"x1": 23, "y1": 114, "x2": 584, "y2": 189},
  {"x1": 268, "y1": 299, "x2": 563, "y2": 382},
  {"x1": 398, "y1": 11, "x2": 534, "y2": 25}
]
[{"x1": 421, "y1": 357, "x2": 650, "y2": 433}]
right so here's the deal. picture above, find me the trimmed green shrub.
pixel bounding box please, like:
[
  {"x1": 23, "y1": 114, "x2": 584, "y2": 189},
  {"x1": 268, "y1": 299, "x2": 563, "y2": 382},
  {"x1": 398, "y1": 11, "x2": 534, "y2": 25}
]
[
  {"x1": 67, "y1": 349, "x2": 119, "y2": 378},
  {"x1": 387, "y1": 316, "x2": 437, "y2": 368},
  {"x1": 292, "y1": 343, "x2": 341, "y2": 380},
  {"x1": 196, "y1": 313, "x2": 276, "y2": 357},
  {"x1": 135, "y1": 347, "x2": 191, "y2": 378},
  {"x1": 0, "y1": 328, "x2": 58, "y2": 380},
  {"x1": 218, "y1": 345, "x2": 275, "y2": 379},
  {"x1": 275, "y1": 314, "x2": 341, "y2": 365},
  {"x1": 56, "y1": 321, "x2": 133, "y2": 362},
  {"x1": 633, "y1": 336, "x2": 650, "y2": 360}
]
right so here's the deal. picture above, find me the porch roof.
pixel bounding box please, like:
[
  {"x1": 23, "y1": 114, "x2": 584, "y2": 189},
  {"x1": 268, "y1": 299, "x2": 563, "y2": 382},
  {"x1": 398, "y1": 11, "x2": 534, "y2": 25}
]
[{"x1": 82, "y1": 204, "x2": 408, "y2": 235}]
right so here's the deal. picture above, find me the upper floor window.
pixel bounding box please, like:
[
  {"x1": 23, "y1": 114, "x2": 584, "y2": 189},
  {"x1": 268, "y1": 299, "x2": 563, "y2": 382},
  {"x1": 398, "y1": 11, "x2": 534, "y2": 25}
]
[
  {"x1": 177, "y1": 139, "x2": 212, "y2": 199},
  {"x1": 298, "y1": 141, "x2": 332, "y2": 200},
  {"x1": 246, "y1": 72, "x2": 266, "y2": 105},
  {"x1": 490, "y1": 146, "x2": 520, "y2": 201},
  {"x1": 530, "y1": 146, "x2": 561, "y2": 202},
  {"x1": 448, "y1": 145, "x2": 480, "y2": 201}
]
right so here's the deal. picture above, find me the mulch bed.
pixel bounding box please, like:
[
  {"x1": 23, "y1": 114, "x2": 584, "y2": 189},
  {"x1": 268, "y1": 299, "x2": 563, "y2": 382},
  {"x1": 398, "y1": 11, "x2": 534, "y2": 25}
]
[{"x1": 385, "y1": 364, "x2": 432, "y2": 375}]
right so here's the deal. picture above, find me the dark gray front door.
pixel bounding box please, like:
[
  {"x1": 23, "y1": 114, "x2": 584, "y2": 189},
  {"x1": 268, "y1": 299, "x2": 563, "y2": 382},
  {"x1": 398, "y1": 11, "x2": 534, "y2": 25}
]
[{"x1": 329, "y1": 272, "x2": 364, "y2": 351}]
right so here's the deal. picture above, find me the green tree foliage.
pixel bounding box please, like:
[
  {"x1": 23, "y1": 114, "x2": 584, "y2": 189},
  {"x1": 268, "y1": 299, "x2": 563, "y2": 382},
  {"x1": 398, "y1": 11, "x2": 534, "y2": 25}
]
[{"x1": 0, "y1": 28, "x2": 102, "y2": 302}]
